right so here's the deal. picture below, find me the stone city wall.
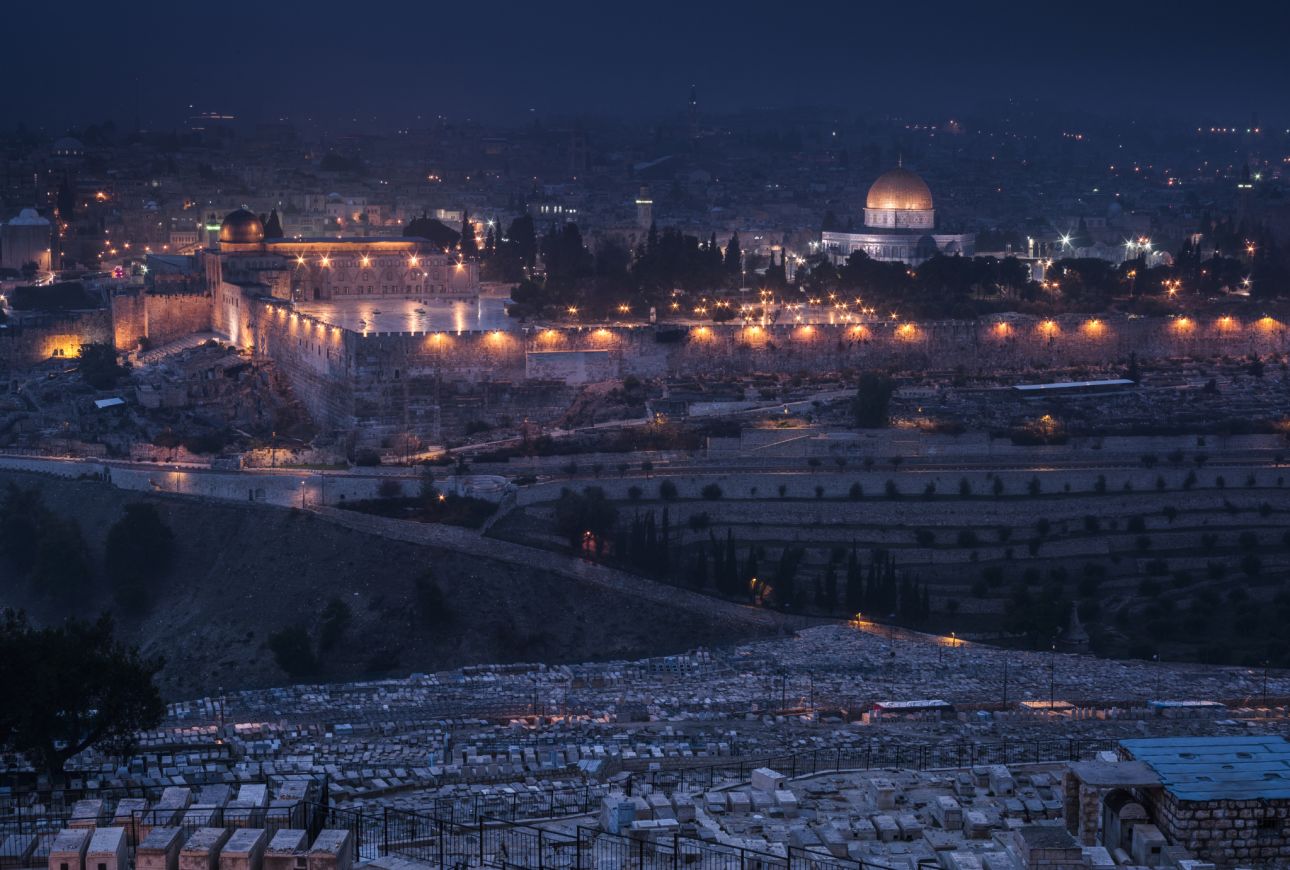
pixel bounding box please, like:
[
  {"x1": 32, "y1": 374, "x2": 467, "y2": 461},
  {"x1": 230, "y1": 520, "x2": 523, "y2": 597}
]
[
  {"x1": 0, "y1": 309, "x2": 115, "y2": 367},
  {"x1": 111, "y1": 289, "x2": 213, "y2": 351},
  {"x1": 245, "y1": 297, "x2": 357, "y2": 433},
  {"x1": 268, "y1": 314, "x2": 1290, "y2": 439}
]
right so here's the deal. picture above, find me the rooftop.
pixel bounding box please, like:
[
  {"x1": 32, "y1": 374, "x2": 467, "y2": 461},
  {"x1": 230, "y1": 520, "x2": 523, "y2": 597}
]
[{"x1": 1120, "y1": 736, "x2": 1290, "y2": 801}]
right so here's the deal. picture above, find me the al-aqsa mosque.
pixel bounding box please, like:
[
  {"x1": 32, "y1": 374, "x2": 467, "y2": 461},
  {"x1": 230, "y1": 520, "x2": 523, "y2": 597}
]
[{"x1": 820, "y1": 165, "x2": 974, "y2": 266}]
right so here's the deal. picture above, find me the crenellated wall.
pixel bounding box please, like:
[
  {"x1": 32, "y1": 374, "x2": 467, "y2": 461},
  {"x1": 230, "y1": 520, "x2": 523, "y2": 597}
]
[
  {"x1": 2, "y1": 288, "x2": 1286, "y2": 446},
  {"x1": 284, "y1": 314, "x2": 1287, "y2": 441},
  {"x1": 244, "y1": 297, "x2": 357, "y2": 433}
]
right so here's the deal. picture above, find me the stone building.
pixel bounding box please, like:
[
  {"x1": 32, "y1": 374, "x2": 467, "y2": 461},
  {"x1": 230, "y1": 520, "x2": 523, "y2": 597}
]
[
  {"x1": 1065, "y1": 736, "x2": 1290, "y2": 867},
  {"x1": 1, "y1": 208, "x2": 53, "y2": 272},
  {"x1": 820, "y1": 165, "x2": 975, "y2": 266},
  {"x1": 211, "y1": 209, "x2": 478, "y2": 303}
]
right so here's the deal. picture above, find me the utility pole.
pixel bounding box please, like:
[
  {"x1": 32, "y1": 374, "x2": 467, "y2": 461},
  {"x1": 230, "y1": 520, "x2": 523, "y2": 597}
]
[{"x1": 1049, "y1": 643, "x2": 1057, "y2": 712}]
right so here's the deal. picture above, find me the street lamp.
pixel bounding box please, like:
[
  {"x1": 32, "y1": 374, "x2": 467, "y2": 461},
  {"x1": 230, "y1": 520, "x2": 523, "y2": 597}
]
[{"x1": 1049, "y1": 642, "x2": 1057, "y2": 712}]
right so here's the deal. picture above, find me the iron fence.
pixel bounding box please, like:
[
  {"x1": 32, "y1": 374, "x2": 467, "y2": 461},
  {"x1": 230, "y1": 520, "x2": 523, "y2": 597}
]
[{"x1": 0, "y1": 735, "x2": 1111, "y2": 870}]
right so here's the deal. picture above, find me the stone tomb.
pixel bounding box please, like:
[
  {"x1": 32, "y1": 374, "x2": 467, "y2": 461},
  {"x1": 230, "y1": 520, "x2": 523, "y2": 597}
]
[
  {"x1": 85, "y1": 827, "x2": 127, "y2": 870},
  {"x1": 306, "y1": 831, "x2": 353, "y2": 870},
  {"x1": 180, "y1": 828, "x2": 233, "y2": 870},
  {"x1": 219, "y1": 829, "x2": 268, "y2": 870},
  {"x1": 136, "y1": 827, "x2": 185, "y2": 870},
  {"x1": 47, "y1": 829, "x2": 90, "y2": 870},
  {"x1": 0, "y1": 834, "x2": 36, "y2": 870},
  {"x1": 262, "y1": 831, "x2": 309, "y2": 870}
]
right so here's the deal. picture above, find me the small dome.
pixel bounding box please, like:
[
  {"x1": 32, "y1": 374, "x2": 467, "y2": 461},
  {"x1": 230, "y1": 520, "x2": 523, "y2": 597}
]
[
  {"x1": 866, "y1": 167, "x2": 934, "y2": 211},
  {"x1": 8, "y1": 208, "x2": 50, "y2": 227},
  {"x1": 219, "y1": 209, "x2": 265, "y2": 245},
  {"x1": 51, "y1": 136, "x2": 84, "y2": 156}
]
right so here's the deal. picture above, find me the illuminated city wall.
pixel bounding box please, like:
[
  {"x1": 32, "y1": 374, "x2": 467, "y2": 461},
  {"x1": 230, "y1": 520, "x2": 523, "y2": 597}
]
[
  {"x1": 243, "y1": 297, "x2": 358, "y2": 433},
  {"x1": 321, "y1": 314, "x2": 1289, "y2": 440},
  {"x1": 0, "y1": 310, "x2": 115, "y2": 366},
  {"x1": 112, "y1": 290, "x2": 213, "y2": 351}
]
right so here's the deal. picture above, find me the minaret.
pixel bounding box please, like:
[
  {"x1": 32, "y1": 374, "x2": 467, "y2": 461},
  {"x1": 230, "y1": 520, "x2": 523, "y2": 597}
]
[
  {"x1": 1237, "y1": 163, "x2": 1253, "y2": 221},
  {"x1": 635, "y1": 187, "x2": 653, "y2": 231},
  {"x1": 688, "y1": 85, "x2": 699, "y2": 140}
]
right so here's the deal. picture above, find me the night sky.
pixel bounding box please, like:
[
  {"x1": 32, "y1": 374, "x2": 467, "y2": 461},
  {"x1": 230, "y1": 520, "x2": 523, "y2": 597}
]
[{"x1": 9, "y1": 0, "x2": 1288, "y2": 131}]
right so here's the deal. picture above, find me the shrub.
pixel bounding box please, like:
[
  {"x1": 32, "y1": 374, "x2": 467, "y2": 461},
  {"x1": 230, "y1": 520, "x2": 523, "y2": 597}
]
[
  {"x1": 627, "y1": 485, "x2": 643, "y2": 501},
  {"x1": 884, "y1": 480, "x2": 899, "y2": 499},
  {"x1": 687, "y1": 512, "x2": 711, "y2": 531},
  {"x1": 354, "y1": 449, "x2": 381, "y2": 467},
  {"x1": 377, "y1": 479, "x2": 403, "y2": 499},
  {"x1": 700, "y1": 483, "x2": 723, "y2": 500},
  {"x1": 848, "y1": 482, "x2": 863, "y2": 501},
  {"x1": 318, "y1": 598, "x2": 352, "y2": 651},
  {"x1": 105, "y1": 503, "x2": 175, "y2": 612},
  {"x1": 414, "y1": 572, "x2": 452, "y2": 627},
  {"x1": 659, "y1": 479, "x2": 678, "y2": 500},
  {"x1": 268, "y1": 625, "x2": 316, "y2": 679}
]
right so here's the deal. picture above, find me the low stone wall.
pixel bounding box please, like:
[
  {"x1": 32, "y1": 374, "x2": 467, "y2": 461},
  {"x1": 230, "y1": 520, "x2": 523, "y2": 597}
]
[{"x1": 1139, "y1": 788, "x2": 1290, "y2": 865}]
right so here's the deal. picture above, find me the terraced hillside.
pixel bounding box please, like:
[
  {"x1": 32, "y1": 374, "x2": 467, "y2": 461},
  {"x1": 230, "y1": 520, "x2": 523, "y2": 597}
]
[{"x1": 491, "y1": 461, "x2": 1290, "y2": 667}]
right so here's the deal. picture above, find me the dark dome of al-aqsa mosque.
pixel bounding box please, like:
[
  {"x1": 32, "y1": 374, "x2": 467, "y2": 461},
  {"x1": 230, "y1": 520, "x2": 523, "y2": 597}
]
[{"x1": 219, "y1": 209, "x2": 265, "y2": 245}]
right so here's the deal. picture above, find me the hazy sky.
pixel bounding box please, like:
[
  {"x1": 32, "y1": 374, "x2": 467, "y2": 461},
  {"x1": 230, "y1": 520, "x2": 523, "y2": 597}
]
[{"x1": 8, "y1": 0, "x2": 1288, "y2": 131}]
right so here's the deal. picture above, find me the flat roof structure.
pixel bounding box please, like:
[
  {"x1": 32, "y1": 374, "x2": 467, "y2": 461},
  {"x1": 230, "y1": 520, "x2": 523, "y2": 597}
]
[
  {"x1": 294, "y1": 297, "x2": 513, "y2": 334},
  {"x1": 1013, "y1": 378, "x2": 1136, "y2": 394},
  {"x1": 1119, "y1": 736, "x2": 1290, "y2": 801},
  {"x1": 872, "y1": 699, "x2": 952, "y2": 711}
]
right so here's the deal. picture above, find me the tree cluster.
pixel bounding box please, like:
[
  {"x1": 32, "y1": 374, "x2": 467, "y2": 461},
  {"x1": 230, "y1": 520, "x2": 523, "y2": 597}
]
[{"x1": 0, "y1": 609, "x2": 164, "y2": 773}]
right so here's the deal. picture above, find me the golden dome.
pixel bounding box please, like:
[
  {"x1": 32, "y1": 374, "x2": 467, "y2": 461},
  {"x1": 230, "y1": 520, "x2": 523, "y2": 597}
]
[
  {"x1": 866, "y1": 167, "x2": 933, "y2": 211},
  {"x1": 219, "y1": 209, "x2": 265, "y2": 245}
]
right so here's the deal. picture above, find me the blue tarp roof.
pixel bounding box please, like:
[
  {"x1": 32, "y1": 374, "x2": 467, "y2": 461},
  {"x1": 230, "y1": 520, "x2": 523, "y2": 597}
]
[{"x1": 1120, "y1": 736, "x2": 1290, "y2": 801}]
